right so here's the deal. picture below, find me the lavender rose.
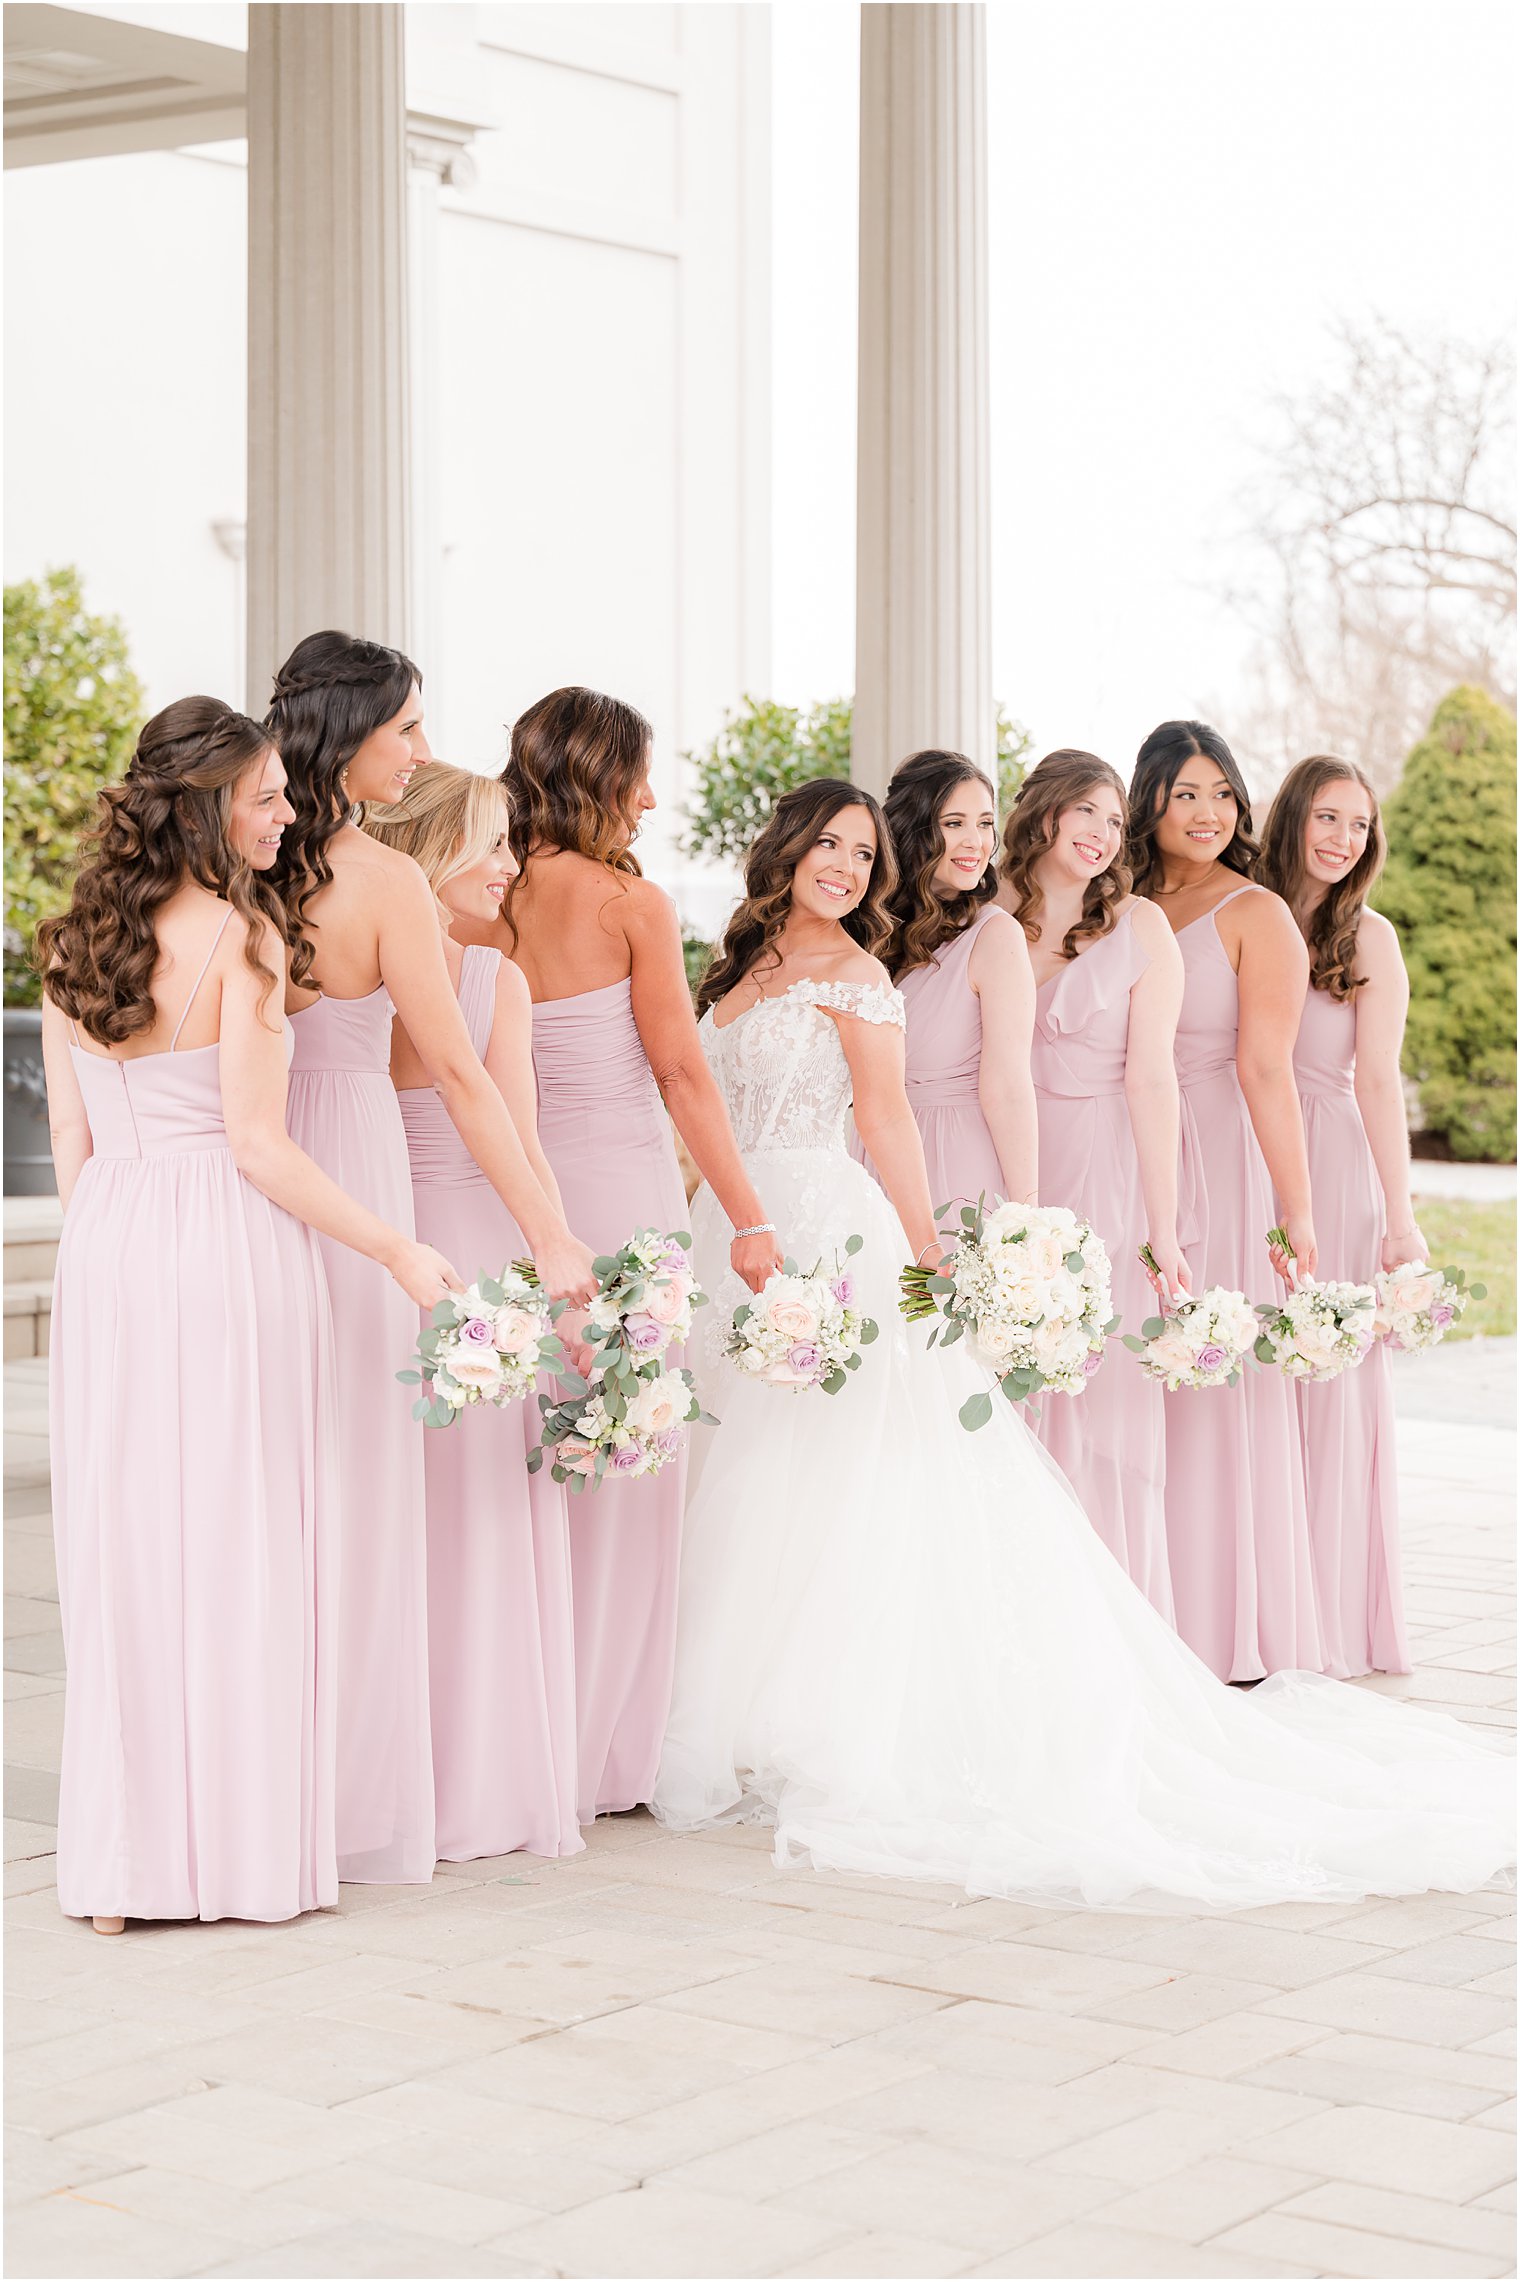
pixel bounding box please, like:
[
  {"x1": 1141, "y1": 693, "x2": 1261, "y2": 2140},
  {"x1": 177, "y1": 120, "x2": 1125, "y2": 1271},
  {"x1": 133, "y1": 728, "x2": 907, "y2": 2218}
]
[
  {"x1": 460, "y1": 1316, "x2": 497, "y2": 1347},
  {"x1": 1195, "y1": 1342, "x2": 1227, "y2": 1373},
  {"x1": 831, "y1": 1274, "x2": 855, "y2": 1307},
  {"x1": 625, "y1": 1314, "x2": 668, "y2": 1354},
  {"x1": 608, "y1": 1442, "x2": 645, "y2": 1473},
  {"x1": 787, "y1": 1342, "x2": 822, "y2": 1376}
]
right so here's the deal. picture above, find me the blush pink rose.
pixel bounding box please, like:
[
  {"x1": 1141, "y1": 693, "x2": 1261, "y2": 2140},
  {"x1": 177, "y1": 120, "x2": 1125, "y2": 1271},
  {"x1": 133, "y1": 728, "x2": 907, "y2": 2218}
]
[
  {"x1": 767, "y1": 1297, "x2": 819, "y2": 1342},
  {"x1": 646, "y1": 1280, "x2": 689, "y2": 1325}
]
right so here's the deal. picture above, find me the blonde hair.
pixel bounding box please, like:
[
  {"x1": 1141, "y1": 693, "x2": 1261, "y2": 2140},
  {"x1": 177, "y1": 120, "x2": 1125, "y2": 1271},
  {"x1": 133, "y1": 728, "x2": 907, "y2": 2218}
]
[{"x1": 361, "y1": 762, "x2": 512, "y2": 897}]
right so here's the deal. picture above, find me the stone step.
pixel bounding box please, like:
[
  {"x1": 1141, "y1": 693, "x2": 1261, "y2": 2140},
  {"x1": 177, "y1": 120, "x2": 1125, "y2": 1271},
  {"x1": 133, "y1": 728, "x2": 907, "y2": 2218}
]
[
  {"x1": 4, "y1": 1281, "x2": 53, "y2": 1362},
  {"x1": 3, "y1": 1196, "x2": 62, "y2": 1287}
]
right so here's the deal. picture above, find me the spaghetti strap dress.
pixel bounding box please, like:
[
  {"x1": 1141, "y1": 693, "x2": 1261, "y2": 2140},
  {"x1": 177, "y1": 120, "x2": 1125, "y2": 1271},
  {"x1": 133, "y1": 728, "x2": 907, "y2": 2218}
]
[
  {"x1": 288, "y1": 987, "x2": 435, "y2": 1882},
  {"x1": 893, "y1": 905, "x2": 1011, "y2": 1210},
  {"x1": 398, "y1": 947, "x2": 583, "y2": 1859},
  {"x1": 50, "y1": 917, "x2": 339, "y2": 1921}
]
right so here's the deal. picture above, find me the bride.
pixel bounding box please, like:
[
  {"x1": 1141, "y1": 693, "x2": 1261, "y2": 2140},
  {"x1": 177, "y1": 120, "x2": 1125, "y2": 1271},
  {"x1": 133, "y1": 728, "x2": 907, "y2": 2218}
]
[{"x1": 651, "y1": 778, "x2": 1513, "y2": 1909}]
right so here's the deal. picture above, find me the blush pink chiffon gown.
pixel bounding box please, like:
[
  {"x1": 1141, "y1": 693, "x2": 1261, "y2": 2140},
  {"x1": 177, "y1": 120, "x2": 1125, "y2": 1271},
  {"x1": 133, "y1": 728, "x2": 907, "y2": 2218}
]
[
  {"x1": 288, "y1": 988, "x2": 435, "y2": 1883},
  {"x1": 50, "y1": 931, "x2": 338, "y2": 1922},
  {"x1": 1290, "y1": 984, "x2": 1409, "y2": 1677},
  {"x1": 1166, "y1": 884, "x2": 1323, "y2": 1681},
  {"x1": 532, "y1": 978, "x2": 690, "y2": 1819},
  {"x1": 895, "y1": 906, "x2": 1011, "y2": 1210},
  {"x1": 1032, "y1": 908, "x2": 1175, "y2": 1620},
  {"x1": 399, "y1": 948, "x2": 583, "y2": 1860}
]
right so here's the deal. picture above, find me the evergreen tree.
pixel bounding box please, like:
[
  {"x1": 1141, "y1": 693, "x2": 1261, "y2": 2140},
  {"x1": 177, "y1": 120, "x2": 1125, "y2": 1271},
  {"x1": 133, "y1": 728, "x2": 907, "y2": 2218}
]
[{"x1": 1376, "y1": 686, "x2": 1516, "y2": 1161}]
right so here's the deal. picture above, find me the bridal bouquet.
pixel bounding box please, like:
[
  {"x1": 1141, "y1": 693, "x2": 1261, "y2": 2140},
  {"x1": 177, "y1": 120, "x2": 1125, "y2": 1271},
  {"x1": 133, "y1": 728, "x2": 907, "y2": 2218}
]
[
  {"x1": 1123, "y1": 1250, "x2": 1257, "y2": 1390},
  {"x1": 726, "y1": 1241, "x2": 879, "y2": 1393},
  {"x1": 1374, "y1": 1262, "x2": 1485, "y2": 1352},
  {"x1": 900, "y1": 1198, "x2": 1116, "y2": 1429},
  {"x1": 529, "y1": 1228, "x2": 713, "y2": 1490},
  {"x1": 1255, "y1": 1227, "x2": 1377, "y2": 1384},
  {"x1": 399, "y1": 1264, "x2": 563, "y2": 1428}
]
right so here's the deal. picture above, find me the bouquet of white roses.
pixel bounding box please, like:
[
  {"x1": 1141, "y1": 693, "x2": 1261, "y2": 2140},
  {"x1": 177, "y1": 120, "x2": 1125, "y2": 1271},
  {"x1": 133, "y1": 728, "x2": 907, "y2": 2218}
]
[
  {"x1": 1254, "y1": 1227, "x2": 1377, "y2": 1384},
  {"x1": 530, "y1": 1229, "x2": 713, "y2": 1491},
  {"x1": 1374, "y1": 1262, "x2": 1485, "y2": 1352},
  {"x1": 1122, "y1": 1248, "x2": 1257, "y2": 1390},
  {"x1": 725, "y1": 1239, "x2": 879, "y2": 1393},
  {"x1": 900, "y1": 1198, "x2": 1116, "y2": 1430},
  {"x1": 399, "y1": 1263, "x2": 563, "y2": 1428}
]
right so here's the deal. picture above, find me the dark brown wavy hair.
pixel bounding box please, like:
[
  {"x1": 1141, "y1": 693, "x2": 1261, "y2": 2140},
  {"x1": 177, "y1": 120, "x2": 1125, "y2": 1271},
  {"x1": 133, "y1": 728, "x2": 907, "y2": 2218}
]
[
  {"x1": 1127, "y1": 718, "x2": 1259, "y2": 899},
  {"x1": 265, "y1": 629, "x2": 421, "y2": 987},
  {"x1": 998, "y1": 750, "x2": 1131, "y2": 960},
  {"x1": 37, "y1": 697, "x2": 285, "y2": 1044},
  {"x1": 498, "y1": 686, "x2": 652, "y2": 945},
  {"x1": 695, "y1": 778, "x2": 898, "y2": 1017},
  {"x1": 1259, "y1": 755, "x2": 1384, "y2": 1000},
  {"x1": 882, "y1": 749, "x2": 998, "y2": 978}
]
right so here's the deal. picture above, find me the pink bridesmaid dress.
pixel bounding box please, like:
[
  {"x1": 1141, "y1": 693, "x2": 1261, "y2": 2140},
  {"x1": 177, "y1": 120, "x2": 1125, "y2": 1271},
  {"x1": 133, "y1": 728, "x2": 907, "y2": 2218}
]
[
  {"x1": 532, "y1": 979, "x2": 689, "y2": 1819},
  {"x1": 1166, "y1": 884, "x2": 1322, "y2": 1680},
  {"x1": 1290, "y1": 986, "x2": 1409, "y2": 1676},
  {"x1": 896, "y1": 907, "x2": 1010, "y2": 1210},
  {"x1": 1031, "y1": 908, "x2": 1175, "y2": 1619},
  {"x1": 398, "y1": 948, "x2": 583, "y2": 1859},
  {"x1": 288, "y1": 988, "x2": 434, "y2": 1882},
  {"x1": 50, "y1": 923, "x2": 338, "y2": 1921}
]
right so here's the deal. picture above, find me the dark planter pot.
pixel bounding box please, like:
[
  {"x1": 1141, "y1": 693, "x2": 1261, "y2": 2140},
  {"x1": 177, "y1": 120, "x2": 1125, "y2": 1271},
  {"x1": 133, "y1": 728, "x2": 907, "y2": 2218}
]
[{"x1": 4, "y1": 1007, "x2": 56, "y2": 1195}]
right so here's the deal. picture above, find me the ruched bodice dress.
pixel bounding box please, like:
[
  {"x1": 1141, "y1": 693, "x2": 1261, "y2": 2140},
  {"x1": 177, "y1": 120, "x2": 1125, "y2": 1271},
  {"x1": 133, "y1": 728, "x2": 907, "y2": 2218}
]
[
  {"x1": 288, "y1": 988, "x2": 434, "y2": 1882},
  {"x1": 398, "y1": 947, "x2": 582, "y2": 1859},
  {"x1": 1167, "y1": 887, "x2": 1322, "y2": 1680},
  {"x1": 1032, "y1": 908, "x2": 1174, "y2": 1617},
  {"x1": 652, "y1": 978, "x2": 1511, "y2": 1908},
  {"x1": 531, "y1": 978, "x2": 689, "y2": 1818},
  {"x1": 894, "y1": 907, "x2": 1009, "y2": 1209},
  {"x1": 1291, "y1": 981, "x2": 1408, "y2": 1675},
  {"x1": 51, "y1": 987, "x2": 338, "y2": 1921}
]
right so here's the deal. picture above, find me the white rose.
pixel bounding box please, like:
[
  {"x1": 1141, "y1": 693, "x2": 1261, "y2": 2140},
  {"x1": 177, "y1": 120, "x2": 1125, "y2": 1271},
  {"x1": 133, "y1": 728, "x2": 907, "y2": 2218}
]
[
  {"x1": 446, "y1": 1350, "x2": 506, "y2": 1392},
  {"x1": 628, "y1": 1377, "x2": 682, "y2": 1436},
  {"x1": 975, "y1": 1317, "x2": 1019, "y2": 1361}
]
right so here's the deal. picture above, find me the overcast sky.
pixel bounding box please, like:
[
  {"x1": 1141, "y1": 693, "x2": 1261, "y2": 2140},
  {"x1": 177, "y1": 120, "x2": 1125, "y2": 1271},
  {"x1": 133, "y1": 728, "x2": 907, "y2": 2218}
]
[{"x1": 770, "y1": 0, "x2": 1516, "y2": 776}]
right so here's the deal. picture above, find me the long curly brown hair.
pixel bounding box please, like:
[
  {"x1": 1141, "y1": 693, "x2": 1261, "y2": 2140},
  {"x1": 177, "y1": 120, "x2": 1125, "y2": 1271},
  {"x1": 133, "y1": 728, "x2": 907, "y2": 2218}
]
[
  {"x1": 265, "y1": 629, "x2": 421, "y2": 987},
  {"x1": 37, "y1": 697, "x2": 285, "y2": 1044},
  {"x1": 882, "y1": 750, "x2": 998, "y2": 978},
  {"x1": 695, "y1": 779, "x2": 898, "y2": 1017},
  {"x1": 1127, "y1": 718, "x2": 1259, "y2": 899},
  {"x1": 1259, "y1": 755, "x2": 1385, "y2": 1000},
  {"x1": 998, "y1": 751, "x2": 1131, "y2": 960},
  {"x1": 499, "y1": 686, "x2": 652, "y2": 946}
]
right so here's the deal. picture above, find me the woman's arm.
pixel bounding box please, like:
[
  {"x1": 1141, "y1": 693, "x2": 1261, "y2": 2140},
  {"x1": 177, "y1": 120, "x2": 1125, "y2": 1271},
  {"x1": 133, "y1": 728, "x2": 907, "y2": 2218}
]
[
  {"x1": 482, "y1": 957, "x2": 564, "y2": 1221},
  {"x1": 623, "y1": 883, "x2": 784, "y2": 1293},
  {"x1": 217, "y1": 927, "x2": 462, "y2": 1308},
  {"x1": 1232, "y1": 893, "x2": 1316, "y2": 1281},
  {"x1": 968, "y1": 912, "x2": 1038, "y2": 1206},
  {"x1": 1122, "y1": 905, "x2": 1189, "y2": 1299},
  {"x1": 375, "y1": 862, "x2": 595, "y2": 1300},
  {"x1": 40, "y1": 996, "x2": 93, "y2": 1210},
  {"x1": 836, "y1": 994, "x2": 940, "y2": 1265},
  {"x1": 1351, "y1": 911, "x2": 1425, "y2": 1271}
]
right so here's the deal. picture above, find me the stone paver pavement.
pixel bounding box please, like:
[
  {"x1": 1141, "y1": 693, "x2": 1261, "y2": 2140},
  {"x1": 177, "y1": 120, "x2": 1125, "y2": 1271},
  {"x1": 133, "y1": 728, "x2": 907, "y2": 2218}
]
[{"x1": 5, "y1": 1347, "x2": 1514, "y2": 2280}]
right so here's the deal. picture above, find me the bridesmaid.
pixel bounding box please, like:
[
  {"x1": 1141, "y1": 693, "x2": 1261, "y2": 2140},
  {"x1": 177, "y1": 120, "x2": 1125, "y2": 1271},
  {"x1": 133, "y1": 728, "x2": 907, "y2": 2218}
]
[
  {"x1": 998, "y1": 751, "x2": 1188, "y2": 1618},
  {"x1": 1130, "y1": 719, "x2": 1323, "y2": 1680},
  {"x1": 486, "y1": 686, "x2": 784, "y2": 1821},
  {"x1": 364, "y1": 765, "x2": 584, "y2": 1860},
  {"x1": 38, "y1": 698, "x2": 455, "y2": 1931},
  {"x1": 267, "y1": 632, "x2": 596, "y2": 1883},
  {"x1": 877, "y1": 749, "x2": 1038, "y2": 1211},
  {"x1": 1261, "y1": 758, "x2": 1418, "y2": 1676}
]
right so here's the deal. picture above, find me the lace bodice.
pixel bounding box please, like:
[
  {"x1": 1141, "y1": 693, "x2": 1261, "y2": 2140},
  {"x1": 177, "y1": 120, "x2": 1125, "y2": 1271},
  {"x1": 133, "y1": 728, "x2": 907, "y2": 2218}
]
[{"x1": 699, "y1": 978, "x2": 905, "y2": 1154}]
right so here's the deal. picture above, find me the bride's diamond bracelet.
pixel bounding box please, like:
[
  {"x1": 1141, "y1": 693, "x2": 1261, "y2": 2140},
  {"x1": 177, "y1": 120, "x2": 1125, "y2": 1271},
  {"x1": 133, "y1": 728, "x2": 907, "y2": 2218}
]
[{"x1": 731, "y1": 1223, "x2": 776, "y2": 1240}]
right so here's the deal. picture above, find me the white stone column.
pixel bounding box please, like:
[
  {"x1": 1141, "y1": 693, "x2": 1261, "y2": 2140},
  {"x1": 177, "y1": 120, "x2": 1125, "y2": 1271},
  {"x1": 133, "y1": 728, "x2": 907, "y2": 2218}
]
[
  {"x1": 853, "y1": 2, "x2": 993, "y2": 801},
  {"x1": 246, "y1": 3, "x2": 412, "y2": 705}
]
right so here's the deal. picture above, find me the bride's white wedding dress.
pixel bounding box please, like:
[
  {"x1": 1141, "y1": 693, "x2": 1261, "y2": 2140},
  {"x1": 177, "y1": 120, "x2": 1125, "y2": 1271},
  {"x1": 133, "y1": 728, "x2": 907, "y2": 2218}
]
[{"x1": 651, "y1": 979, "x2": 1513, "y2": 1908}]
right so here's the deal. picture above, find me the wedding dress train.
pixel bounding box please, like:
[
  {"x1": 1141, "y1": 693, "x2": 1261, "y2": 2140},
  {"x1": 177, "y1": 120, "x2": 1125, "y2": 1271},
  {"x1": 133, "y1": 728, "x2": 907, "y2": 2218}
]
[{"x1": 651, "y1": 979, "x2": 1513, "y2": 1910}]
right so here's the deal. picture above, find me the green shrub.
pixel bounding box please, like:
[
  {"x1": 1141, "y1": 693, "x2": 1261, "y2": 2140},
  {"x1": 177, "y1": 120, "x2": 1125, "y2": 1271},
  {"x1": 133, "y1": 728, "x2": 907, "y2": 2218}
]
[
  {"x1": 681, "y1": 924, "x2": 712, "y2": 998},
  {"x1": 1375, "y1": 686, "x2": 1516, "y2": 1162},
  {"x1": 681, "y1": 695, "x2": 1030, "y2": 868},
  {"x1": 4, "y1": 568, "x2": 145, "y2": 1006}
]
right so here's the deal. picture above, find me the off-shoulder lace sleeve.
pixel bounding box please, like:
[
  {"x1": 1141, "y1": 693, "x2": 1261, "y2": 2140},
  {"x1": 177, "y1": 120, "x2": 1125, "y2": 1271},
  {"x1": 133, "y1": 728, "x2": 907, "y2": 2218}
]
[{"x1": 792, "y1": 977, "x2": 906, "y2": 1030}]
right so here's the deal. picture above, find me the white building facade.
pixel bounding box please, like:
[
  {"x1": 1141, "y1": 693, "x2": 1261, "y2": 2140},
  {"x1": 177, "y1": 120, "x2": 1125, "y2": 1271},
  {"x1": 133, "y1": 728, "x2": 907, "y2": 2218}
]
[{"x1": 4, "y1": 1, "x2": 772, "y2": 878}]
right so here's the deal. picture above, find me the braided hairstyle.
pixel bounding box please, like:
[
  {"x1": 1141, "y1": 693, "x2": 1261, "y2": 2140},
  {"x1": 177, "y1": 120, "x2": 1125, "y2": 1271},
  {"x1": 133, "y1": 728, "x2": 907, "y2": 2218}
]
[
  {"x1": 37, "y1": 697, "x2": 285, "y2": 1044},
  {"x1": 265, "y1": 629, "x2": 421, "y2": 987}
]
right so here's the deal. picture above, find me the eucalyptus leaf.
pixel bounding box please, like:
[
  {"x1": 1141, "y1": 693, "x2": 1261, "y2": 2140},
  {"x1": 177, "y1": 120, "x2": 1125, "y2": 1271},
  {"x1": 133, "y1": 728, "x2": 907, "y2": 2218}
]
[{"x1": 959, "y1": 1389, "x2": 994, "y2": 1431}]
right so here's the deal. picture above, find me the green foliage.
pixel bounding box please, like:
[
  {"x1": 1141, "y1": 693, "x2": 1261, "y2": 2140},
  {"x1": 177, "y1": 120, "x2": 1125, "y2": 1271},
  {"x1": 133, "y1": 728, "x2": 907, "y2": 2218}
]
[
  {"x1": 4, "y1": 568, "x2": 145, "y2": 1006},
  {"x1": 1376, "y1": 686, "x2": 1517, "y2": 1162},
  {"x1": 681, "y1": 925, "x2": 713, "y2": 999},
  {"x1": 681, "y1": 694, "x2": 1031, "y2": 868},
  {"x1": 1412, "y1": 1200, "x2": 1515, "y2": 1338}
]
